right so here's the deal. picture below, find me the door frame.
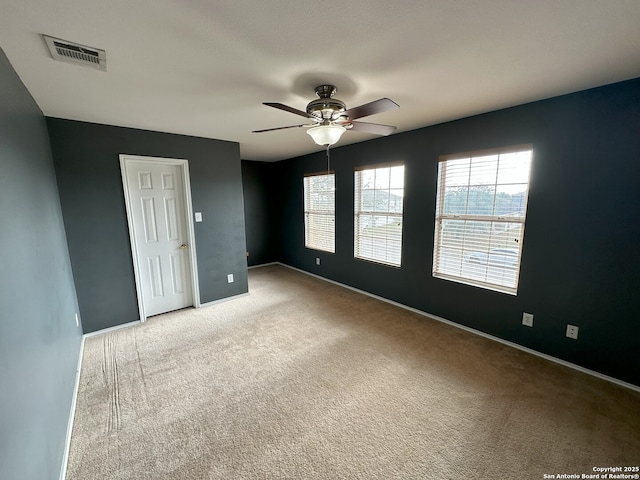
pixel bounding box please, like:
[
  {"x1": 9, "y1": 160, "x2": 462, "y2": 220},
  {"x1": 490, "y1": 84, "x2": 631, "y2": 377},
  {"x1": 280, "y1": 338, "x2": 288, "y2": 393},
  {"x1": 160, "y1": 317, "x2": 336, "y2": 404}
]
[{"x1": 119, "y1": 154, "x2": 200, "y2": 322}]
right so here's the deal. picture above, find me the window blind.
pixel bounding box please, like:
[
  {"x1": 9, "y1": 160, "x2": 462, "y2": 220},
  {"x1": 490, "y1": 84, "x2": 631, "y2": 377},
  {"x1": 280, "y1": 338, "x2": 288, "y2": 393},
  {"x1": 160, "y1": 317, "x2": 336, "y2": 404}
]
[
  {"x1": 304, "y1": 173, "x2": 335, "y2": 253},
  {"x1": 432, "y1": 146, "x2": 532, "y2": 294},
  {"x1": 354, "y1": 164, "x2": 405, "y2": 267}
]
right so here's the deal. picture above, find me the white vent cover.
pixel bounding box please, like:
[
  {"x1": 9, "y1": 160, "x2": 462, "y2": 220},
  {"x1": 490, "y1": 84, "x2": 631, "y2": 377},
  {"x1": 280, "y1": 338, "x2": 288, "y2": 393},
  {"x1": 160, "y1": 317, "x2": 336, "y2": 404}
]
[{"x1": 43, "y1": 35, "x2": 106, "y2": 71}]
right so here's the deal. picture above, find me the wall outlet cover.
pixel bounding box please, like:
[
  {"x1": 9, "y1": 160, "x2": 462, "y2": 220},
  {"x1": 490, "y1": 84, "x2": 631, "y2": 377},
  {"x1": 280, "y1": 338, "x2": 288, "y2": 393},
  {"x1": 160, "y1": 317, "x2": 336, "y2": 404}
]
[
  {"x1": 522, "y1": 312, "x2": 534, "y2": 327},
  {"x1": 227, "y1": 274, "x2": 234, "y2": 283},
  {"x1": 566, "y1": 324, "x2": 579, "y2": 339},
  {"x1": 316, "y1": 258, "x2": 320, "y2": 265}
]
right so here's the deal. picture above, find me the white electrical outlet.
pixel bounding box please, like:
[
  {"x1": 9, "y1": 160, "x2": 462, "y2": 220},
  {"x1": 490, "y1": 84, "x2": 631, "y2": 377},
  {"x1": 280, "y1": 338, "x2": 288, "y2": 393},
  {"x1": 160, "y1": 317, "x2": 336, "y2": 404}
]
[
  {"x1": 522, "y1": 312, "x2": 534, "y2": 327},
  {"x1": 566, "y1": 324, "x2": 579, "y2": 339},
  {"x1": 227, "y1": 274, "x2": 234, "y2": 283},
  {"x1": 316, "y1": 258, "x2": 320, "y2": 265}
]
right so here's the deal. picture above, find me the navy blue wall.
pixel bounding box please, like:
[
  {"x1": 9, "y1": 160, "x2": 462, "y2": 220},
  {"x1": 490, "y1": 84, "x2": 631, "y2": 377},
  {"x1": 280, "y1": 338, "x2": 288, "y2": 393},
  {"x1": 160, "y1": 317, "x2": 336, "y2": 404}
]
[
  {"x1": 0, "y1": 49, "x2": 83, "y2": 479},
  {"x1": 48, "y1": 119, "x2": 248, "y2": 333},
  {"x1": 242, "y1": 160, "x2": 282, "y2": 266},
  {"x1": 258, "y1": 78, "x2": 640, "y2": 387}
]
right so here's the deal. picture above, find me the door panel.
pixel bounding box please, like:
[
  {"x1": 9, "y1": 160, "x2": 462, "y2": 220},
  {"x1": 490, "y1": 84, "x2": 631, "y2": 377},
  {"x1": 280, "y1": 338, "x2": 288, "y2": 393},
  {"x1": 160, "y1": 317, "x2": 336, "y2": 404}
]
[
  {"x1": 164, "y1": 197, "x2": 179, "y2": 241},
  {"x1": 169, "y1": 254, "x2": 185, "y2": 294},
  {"x1": 148, "y1": 256, "x2": 164, "y2": 298},
  {"x1": 141, "y1": 197, "x2": 159, "y2": 243},
  {"x1": 138, "y1": 171, "x2": 153, "y2": 189}
]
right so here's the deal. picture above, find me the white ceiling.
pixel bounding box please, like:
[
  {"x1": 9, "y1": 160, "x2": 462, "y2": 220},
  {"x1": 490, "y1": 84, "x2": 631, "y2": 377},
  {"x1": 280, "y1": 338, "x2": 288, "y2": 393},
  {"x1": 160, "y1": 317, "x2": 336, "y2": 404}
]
[{"x1": 1, "y1": 1, "x2": 639, "y2": 161}]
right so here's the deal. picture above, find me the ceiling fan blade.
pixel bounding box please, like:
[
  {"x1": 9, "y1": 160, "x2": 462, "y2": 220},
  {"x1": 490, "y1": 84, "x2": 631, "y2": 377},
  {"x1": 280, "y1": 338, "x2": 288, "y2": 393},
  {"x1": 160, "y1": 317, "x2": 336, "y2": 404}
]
[
  {"x1": 252, "y1": 124, "x2": 308, "y2": 133},
  {"x1": 349, "y1": 121, "x2": 396, "y2": 136},
  {"x1": 264, "y1": 102, "x2": 313, "y2": 119},
  {"x1": 342, "y1": 98, "x2": 399, "y2": 120}
]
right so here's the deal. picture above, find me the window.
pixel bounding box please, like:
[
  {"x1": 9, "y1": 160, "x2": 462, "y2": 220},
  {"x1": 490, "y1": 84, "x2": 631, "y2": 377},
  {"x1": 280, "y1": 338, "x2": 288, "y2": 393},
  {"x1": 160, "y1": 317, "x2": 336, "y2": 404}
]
[
  {"x1": 354, "y1": 164, "x2": 405, "y2": 266},
  {"x1": 303, "y1": 173, "x2": 335, "y2": 252},
  {"x1": 432, "y1": 146, "x2": 532, "y2": 294}
]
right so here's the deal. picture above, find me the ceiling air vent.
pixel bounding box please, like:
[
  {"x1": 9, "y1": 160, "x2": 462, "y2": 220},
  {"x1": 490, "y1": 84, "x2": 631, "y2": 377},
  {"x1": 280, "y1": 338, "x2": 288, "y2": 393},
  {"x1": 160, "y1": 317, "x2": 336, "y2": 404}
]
[{"x1": 43, "y1": 35, "x2": 106, "y2": 71}]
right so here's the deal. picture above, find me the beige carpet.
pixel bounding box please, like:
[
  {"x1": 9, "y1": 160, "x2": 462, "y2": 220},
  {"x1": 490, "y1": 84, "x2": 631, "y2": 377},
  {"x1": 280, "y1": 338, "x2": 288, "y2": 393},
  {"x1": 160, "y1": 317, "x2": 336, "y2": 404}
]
[{"x1": 66, "y1": 264, "x2": 640, "y2": 479}]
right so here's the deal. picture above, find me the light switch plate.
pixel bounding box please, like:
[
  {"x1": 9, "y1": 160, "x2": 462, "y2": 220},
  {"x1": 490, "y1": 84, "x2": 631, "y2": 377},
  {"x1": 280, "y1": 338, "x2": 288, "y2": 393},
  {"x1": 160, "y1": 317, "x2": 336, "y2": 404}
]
[
  {"x1": 522, "y1": 312, "x2": 534, "y2": 327},
  {"x1": 195, "y1": 212, "x2": 203, "y2": 222}
]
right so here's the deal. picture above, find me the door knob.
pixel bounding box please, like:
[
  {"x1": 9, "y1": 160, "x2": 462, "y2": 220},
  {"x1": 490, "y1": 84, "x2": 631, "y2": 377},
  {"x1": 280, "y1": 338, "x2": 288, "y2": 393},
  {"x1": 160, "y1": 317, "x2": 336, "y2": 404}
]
[{"x1": 179, "y1": 243, "x2": 188, "y2": 249}]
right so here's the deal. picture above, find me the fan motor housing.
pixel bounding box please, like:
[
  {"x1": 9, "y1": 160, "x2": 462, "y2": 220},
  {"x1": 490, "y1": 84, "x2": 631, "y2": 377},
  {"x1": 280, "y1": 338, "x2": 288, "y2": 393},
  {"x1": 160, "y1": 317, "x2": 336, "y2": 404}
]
[{"x1": 306, "y1": 98, "x2": 346, "y2": 119}]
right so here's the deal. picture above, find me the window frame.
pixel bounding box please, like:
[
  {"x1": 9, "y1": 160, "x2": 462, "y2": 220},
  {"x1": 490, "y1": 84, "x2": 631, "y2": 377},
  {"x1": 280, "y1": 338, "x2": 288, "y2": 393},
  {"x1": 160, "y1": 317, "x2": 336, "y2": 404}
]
[
  {"x1": 432, "y1": 145, "x2": 533, "y2": 295},
  {"x1": 354, "y1": 162, "x2": 405, "y2": 267},
  {"x1": 303, "y1": 171, "x2": 336, "y2": 253}
]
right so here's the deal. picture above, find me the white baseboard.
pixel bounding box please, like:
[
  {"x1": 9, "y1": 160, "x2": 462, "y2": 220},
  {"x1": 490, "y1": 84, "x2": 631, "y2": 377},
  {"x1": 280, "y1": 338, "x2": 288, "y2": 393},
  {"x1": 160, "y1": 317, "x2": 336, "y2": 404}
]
[
  {"x1": 59, "y1": 335, "x2": 85, "y2": 480},
  {"x1": 199, "y1": 292, "x2": 250, "y2": 308},
  {"x1": 248, "y1": 261, "x2": 277, "y2": 270},
  {"x1": 83, "y1": 320, "x2": 141, "y2": 338},
  {"x1": 275, "y1": 263, "x2": 640, "y2": 394}
]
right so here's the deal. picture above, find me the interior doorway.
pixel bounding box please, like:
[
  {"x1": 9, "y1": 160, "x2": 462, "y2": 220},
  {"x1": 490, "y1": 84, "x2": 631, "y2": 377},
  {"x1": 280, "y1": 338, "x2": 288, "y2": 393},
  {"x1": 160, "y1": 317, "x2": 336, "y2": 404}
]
[{"x1": 120, "y1": 154, "x2": 200, "y2": 321}]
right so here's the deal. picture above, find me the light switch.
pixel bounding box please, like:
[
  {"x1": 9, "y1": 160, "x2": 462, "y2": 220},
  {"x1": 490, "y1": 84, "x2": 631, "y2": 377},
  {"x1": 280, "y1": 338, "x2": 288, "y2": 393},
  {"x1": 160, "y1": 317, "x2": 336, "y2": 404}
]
[{"x1": 195, "y1": 212, "x2": 203, "y2": 222}]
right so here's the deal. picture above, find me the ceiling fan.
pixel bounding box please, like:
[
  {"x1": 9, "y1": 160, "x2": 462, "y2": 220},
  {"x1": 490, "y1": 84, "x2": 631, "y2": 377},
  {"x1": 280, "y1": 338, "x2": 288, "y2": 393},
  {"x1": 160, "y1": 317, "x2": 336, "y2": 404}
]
[{"x1": 252, "y1": 85, "x2": 399, "y2": 146}]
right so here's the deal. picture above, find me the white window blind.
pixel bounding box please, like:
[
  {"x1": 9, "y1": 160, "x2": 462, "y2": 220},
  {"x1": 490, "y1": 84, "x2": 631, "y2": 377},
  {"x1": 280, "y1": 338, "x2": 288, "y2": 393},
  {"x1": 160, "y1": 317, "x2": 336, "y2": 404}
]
[
  {"x1": 432, "y1": 146, "x2": 532, "y2": 295},
  {"x1": 354, "y1": 164, "x2": 405, "y2": 267},
  {"x1": 304, "y1": 173, "x2": 335, "y2": 253}
]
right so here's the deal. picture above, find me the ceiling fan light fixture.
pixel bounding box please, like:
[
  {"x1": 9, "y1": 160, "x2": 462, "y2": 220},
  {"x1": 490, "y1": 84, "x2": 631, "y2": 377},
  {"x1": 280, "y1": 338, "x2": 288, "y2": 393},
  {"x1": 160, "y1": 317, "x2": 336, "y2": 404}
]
[{"x1": 306, "y1": 125, "x2": 346, "y2": 146}]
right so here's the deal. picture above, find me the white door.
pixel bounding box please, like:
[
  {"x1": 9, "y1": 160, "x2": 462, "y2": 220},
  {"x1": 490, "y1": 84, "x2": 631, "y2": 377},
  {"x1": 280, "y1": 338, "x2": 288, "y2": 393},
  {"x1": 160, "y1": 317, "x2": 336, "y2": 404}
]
[{"x1": 121, "y1": 157, "x2": 194, "y2": 318}]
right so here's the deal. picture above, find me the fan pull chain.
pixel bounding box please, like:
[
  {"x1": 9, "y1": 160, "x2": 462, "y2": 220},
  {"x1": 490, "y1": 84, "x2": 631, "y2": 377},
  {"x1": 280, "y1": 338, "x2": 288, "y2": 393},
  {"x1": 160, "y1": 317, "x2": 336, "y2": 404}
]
[{"x1": 326, "y1": 144, "x2": 331, "y2": 175}]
